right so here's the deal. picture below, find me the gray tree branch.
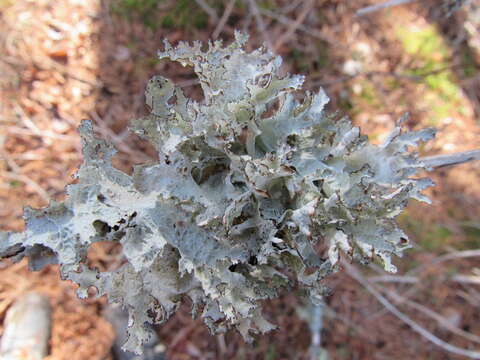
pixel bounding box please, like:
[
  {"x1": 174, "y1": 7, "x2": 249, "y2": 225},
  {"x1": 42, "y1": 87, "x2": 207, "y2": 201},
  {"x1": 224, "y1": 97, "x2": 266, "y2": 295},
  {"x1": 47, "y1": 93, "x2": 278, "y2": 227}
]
[
  {"x1": 356, "y1": 0, "x2": 419, "y2": 16},
  {"x1": 421, "y1": 149, "x2": 480, "y2": 169}
]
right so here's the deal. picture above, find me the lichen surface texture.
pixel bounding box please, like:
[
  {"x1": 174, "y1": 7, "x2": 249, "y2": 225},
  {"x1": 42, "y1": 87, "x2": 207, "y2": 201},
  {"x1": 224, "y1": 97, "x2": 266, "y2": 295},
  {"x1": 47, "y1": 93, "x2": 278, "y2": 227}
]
[{"x1": 0, "y1": 33, "x2": 436, "y2": 353}]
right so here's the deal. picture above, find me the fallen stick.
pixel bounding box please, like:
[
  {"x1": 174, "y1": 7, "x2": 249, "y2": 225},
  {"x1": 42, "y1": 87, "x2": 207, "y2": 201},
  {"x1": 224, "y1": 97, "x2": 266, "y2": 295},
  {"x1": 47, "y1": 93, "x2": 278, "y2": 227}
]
[{"x1": 0, "y1": 292, "x2": 52, "y2": 360}]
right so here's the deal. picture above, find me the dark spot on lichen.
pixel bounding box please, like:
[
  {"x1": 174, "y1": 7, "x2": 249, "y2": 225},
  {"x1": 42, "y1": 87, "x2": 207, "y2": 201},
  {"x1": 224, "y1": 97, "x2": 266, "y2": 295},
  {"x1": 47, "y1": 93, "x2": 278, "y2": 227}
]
[
  {"x1": 93, "y1": 220, "x2": 111, "y2": 236},
  {"x1": 228, "y1": 264, "x2": 238, "y2": 272}
]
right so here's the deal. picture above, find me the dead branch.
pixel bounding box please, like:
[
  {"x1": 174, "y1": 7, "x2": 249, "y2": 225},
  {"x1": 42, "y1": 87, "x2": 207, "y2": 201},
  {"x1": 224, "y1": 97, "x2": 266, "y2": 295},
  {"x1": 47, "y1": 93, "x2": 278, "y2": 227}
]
[
  {"x1": 194, "y1": 0, "x2": 219, "y2": 23},
  {"x1": 356, "y1": 0, "x2": 419, "y2": 16},
  {"x1": 212, "y1": 0, "x2": 236, "y2": 39},
  {"x1": 244, "y1": 0, "x2": 273, "y2": 49},
  {"x1": 369, "y1": 275, "x2": 419, "y2": 284},
  {"x1": 259, "y1": 7, "x2": 337, "y2": 47},
  {"x1": 0, "y1": 292, "x2": 52, "y2": 360},
  {"x1": 273, "y1": 0, "x2": 314, "y2": 51},
  {"x1": 452, "y1": 275, "x2": 480, "y2": 285},
  {"x1": 421, "y1": 149, "x2": 480, "y2": 168},
  {"x1": 378, "y1": 281, "x2": 480, "y2": 345}
]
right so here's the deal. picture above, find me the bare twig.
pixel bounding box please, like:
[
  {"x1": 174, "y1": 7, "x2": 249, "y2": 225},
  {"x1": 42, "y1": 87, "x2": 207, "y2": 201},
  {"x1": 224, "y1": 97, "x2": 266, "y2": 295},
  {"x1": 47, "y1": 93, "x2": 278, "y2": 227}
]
[
  {"x1": 369, "y1": 250, "x2": 480, "y2": 320},
  {"x1": 280, "y1": 0, "x2": 304, "y2": 14},
  {"x1": 212, "y1": 0, "x2": 236, "y2": 39},
  {"x1": 409, "y1": 249, "x2": 480, "y2": 275},
  {"x1": 379, "y1": 283, "x2": 480, "y2": 345},
  {"x1": 168, "y1": 320, "x2": 200, "y2": 350},
  {"x1": 194, "y1": 0, "x2": 218, "y2": 23},
  {"x1": 309, "y1": 300, "x2": 327, "y2": 360},
  {"x1": 244, "y1": 0, "x2": 273, "y2": 49},
  {"x1": 356, "y1": 0, "x2": 419, "y2": 16},
  {"x1": 0, "y1": 292, "x2": 52, "y2": 360},
  {"x1": 343, "y1": 261, "x2": 480, "y2": 359},
  {"x1": 89, "y1": 111, "x2": 151, "y2": 163},
  {"x1": 370, "y1": 273, "x2": 480, "y2": 287},
  {"x1": 421, "y1": 149, "x2": 480, "y2": 169},
  {"x1": 323, "y1": 306, "x2": 375, "y2": 343},
  {"x1": 259, "y1": 7, "x2": 337, "y2": 47},
  {"x1": 452, "y1": 275, "x2": 480, "y2": 285},
  {"x1": 457, "y1": 288, "x2": 480, "y2": 307},
  {"x1": 216, "y1": 334, "x2": 227, "y2": 356},
  {"x1": 369, "y1": 275, "x2": 419, "y2": 284},
  {"x1": 176, "y1": 78, "x2": 200, "y2": 88},
  {"x1": 274, "y1": 0, "x2": 314, "y2": 51},
  {"x1": 435, "y1": 249, "x2": 480, "y2": 262}
]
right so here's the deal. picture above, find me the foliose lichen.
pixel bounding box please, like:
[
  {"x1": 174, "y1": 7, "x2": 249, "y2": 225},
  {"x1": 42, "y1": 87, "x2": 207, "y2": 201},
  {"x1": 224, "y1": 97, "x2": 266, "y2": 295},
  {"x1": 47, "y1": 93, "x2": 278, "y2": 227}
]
[{"x1": 0, "y1": 32, "x2": 436, "y2": 353}]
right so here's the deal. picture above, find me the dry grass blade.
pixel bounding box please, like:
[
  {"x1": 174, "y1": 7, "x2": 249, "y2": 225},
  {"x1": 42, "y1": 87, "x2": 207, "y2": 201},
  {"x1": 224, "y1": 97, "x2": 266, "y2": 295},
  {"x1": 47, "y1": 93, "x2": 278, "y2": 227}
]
[
  {"x1": 343, "y1": 261, "x2": 480, "y2": 359},
  {"x1": 452, "y1": 275, "x2": 480, "y2": 285},
  {"x1": 374, "y1": 279, "x2": 480, "y2": 345},
  {"x1": 280, "y1": 0, "x2": 304, "y2": 14},
  {"x1": 370, "y1": 274, "x2": 480, "y2": 287},
  {"x1": 403, "y1": 296, "x2": 480, "y2": 344}
]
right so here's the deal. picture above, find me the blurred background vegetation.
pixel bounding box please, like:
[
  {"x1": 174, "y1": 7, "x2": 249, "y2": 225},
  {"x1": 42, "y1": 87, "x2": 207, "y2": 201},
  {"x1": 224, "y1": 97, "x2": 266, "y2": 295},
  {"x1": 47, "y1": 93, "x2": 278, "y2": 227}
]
[{"x1": 0, "y1": 0, "x2": 479, "y2": 359}]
